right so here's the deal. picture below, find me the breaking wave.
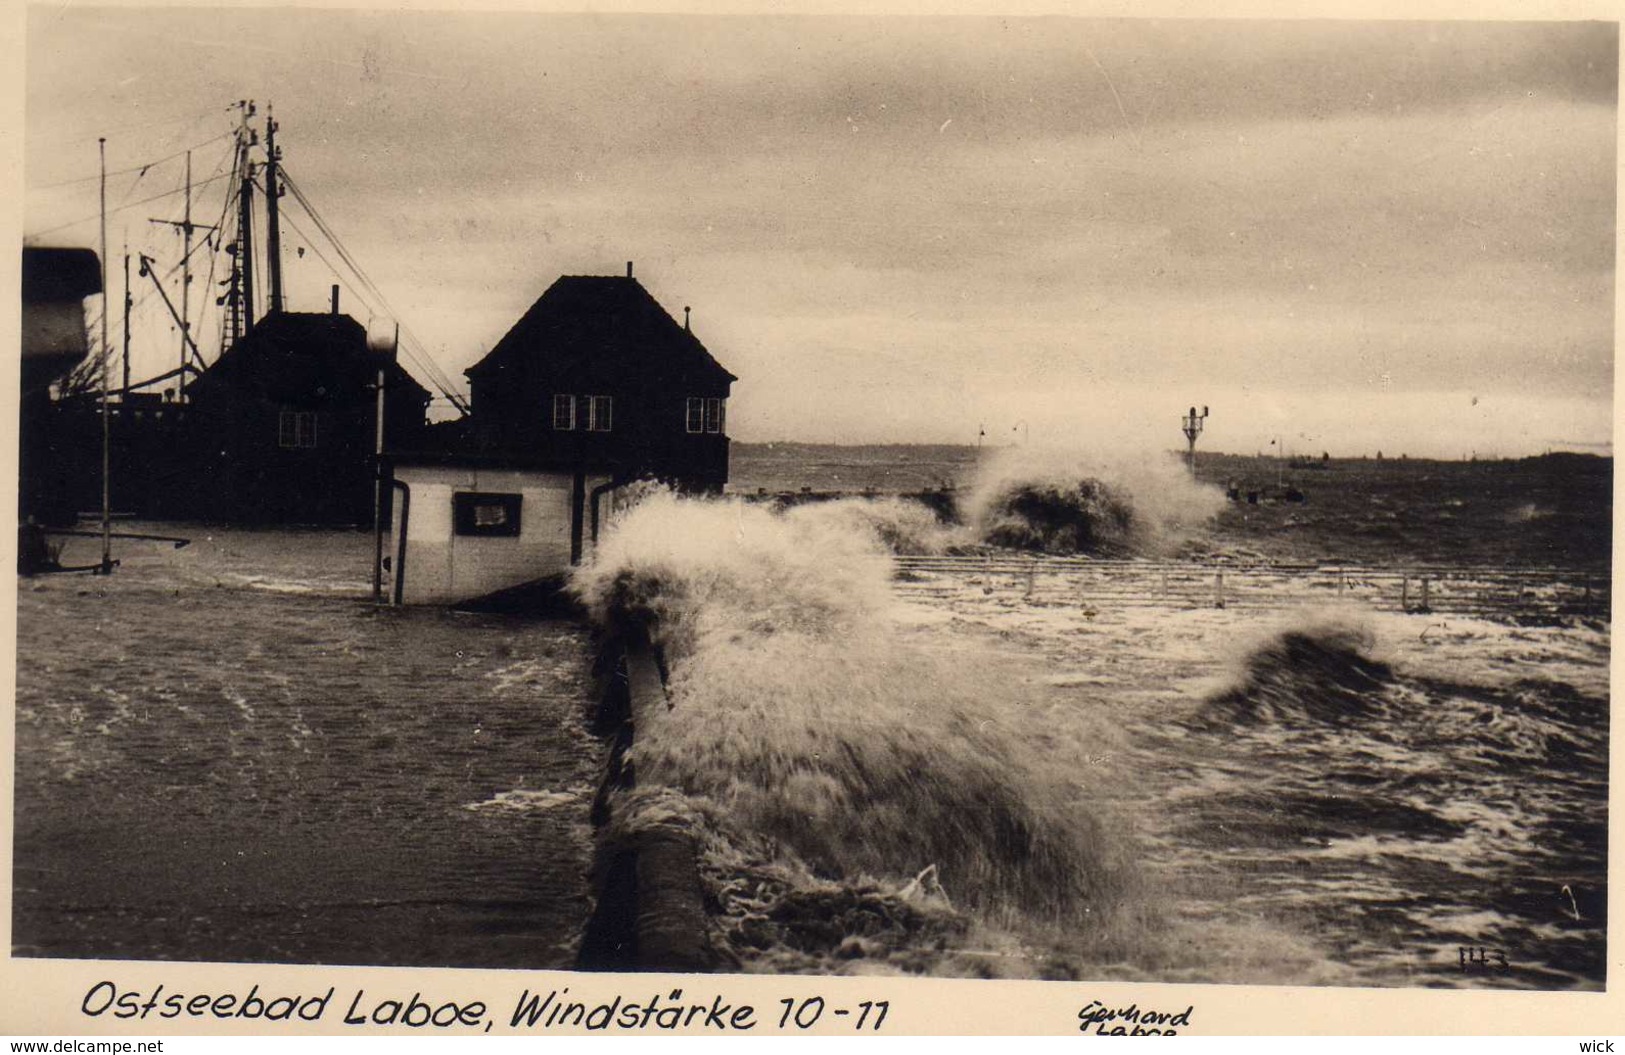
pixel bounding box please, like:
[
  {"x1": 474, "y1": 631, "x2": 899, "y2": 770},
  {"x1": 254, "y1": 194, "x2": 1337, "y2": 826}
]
[
  {"x1": 573, "y1": 491, "x2": 1133, "y2": 971},
  {"x1": 964, "y1": 447, "x2": 1225, "y2": 556},
  {"x1": 778, "y1": 495, "x2": 972, "y2": 556},
  {"x1": 1191, "y1": 618, "x2": 1394, "y2": 729}
]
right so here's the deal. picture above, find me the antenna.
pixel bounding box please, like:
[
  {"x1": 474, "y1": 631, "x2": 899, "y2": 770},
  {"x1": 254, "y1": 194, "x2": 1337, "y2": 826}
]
[
  {"x1": 98, "y1": 136, "x2": 113, "y2": 575},
  {"x1": 1181, "y1": 404, "x2": 1209, "y2": 478}
]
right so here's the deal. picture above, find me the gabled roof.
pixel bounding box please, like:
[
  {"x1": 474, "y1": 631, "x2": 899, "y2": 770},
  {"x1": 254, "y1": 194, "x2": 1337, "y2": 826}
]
[
  {"x1": 195, "y1": 311, "x2": 432, "y2": 406},
  {"x1": 465, "y1": 275, "x2": 736, "y2": 385}
]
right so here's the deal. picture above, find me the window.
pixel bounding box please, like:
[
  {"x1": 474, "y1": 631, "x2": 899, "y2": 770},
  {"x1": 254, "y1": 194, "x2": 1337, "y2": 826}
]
[
  {"x1": 704, "y1": 397, "x2": 725, "y2": 435},
  {"x1": 585, "y1": 395, "x2": 613, "y2": 432},
  {"x1": 686, "y1": 397, "x2": 705, "y2": 434},
  {"x1": 278, "y1": 410, "x2": 318, "y2": 449},
  {"x1": 453, "y1": 492, "x2": 523, "y2": 537},
  {"x1": 552, "y1": 394, "x2": 576, "y2": 431}
]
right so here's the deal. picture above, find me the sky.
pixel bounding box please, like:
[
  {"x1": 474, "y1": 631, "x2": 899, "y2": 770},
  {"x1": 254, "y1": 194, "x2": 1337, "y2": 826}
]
[{"x1": 20, "y1": 10, "x2": 1618, "y2": 457}]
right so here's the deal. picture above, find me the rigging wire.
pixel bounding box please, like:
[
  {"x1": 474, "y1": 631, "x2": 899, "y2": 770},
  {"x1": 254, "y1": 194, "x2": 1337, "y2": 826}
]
[
  {"x1": 278, "y1": 209, "x2": 467, "y2": 412},
  {"x1": 30, "y1": 170, "x2": 233, "y2": 238},
  {"x1": 277, "y1": 211, "x2": 385, "y2": 326},
  {"x1": 109, "y1": 160, "x2": 156, "y2": 215},
  {"x1": 70, "y1": 140, "x2": 242, "y2": 393},
  {"x1": 63, "y1": 127, "x2": 473, "y2": 413},
  {"x1": 28, "y1": 103, "x2": 228, "y2": 148},
  {"x1": 32, "y1": 130, "x2": 235, "y2": 190},
  {"x1": 198, "y1": 151, "x2": 241, "y2": 359},
  {"x1": 279, "y1": 167, "x2": 470, "y2": 412}
]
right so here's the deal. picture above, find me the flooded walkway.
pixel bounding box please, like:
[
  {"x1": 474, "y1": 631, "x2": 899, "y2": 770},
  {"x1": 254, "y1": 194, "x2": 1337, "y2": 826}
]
[{"x1": 13, "y1": 526, "x2": 603, "y2": 968}]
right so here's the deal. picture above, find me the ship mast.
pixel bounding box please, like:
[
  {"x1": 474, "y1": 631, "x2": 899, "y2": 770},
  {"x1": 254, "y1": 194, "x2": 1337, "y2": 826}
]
[
  {"x1": 181, "y1": 151, "x2": 191, "y2": 396},
  {"x1": 122, "y1": 248, "x2": 132, "y2": 395},
  {"x1": 237, "y1": 106, "x2": 257, "y2": 335},
  {"x1": 264, "y1": 104, "x2": 284, "y2": 315},
  {"x1": 149, "y1": 152, "x2": 219, "y2": 400}
]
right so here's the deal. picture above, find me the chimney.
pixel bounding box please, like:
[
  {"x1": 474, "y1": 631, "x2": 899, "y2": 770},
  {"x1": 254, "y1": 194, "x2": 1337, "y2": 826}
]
[
  {"x1": 626, "y1": 261, "x2": 634, "y2": 279},
  {"x1": 684, "y1": 306, "x2": 691, "y2": 332},
  {"x1": 331, "y1": 284, "x2": 340, "y2": 315}
]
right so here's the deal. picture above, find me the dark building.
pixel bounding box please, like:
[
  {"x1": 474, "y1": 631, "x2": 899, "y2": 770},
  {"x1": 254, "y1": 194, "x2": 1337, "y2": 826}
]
[
  {"x1": 171, "y1": 309, "x2": 432, "y2": 523},
  {"x1": 462, "y1": 268, "x2": 736, "y2": 492},
  {"x1": 20, "y1": 246, "x2": 100, "y2": 524}
]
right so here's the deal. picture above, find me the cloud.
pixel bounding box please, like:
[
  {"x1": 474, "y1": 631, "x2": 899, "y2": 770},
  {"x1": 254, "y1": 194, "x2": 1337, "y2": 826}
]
[{"x1": 25, "y1": 11, "x2": 1615, "y2": 454}]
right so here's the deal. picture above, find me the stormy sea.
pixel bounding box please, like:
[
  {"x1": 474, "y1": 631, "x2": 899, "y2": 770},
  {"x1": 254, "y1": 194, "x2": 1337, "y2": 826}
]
[
  {"x1": 12, "y1": 444, "x2": 1609, "y2": 988},
  {"x1": 576, "y1": 445, "x2": 1608, "y2": 986}
]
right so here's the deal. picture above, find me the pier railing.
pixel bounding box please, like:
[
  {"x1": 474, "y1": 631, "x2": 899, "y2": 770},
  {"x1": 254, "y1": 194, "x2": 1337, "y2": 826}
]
[{"x1": 891, "y1": 554, "x2": 1609, "y2": 621}]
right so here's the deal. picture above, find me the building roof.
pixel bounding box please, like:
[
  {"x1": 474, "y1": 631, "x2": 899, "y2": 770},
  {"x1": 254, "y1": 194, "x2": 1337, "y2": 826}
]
[
  {"x1": 464, "y1": 275, "x2": 736, "y2": 385},
  {"x1": 194, "y1": 311, "x2": 433, "y2": 406}
]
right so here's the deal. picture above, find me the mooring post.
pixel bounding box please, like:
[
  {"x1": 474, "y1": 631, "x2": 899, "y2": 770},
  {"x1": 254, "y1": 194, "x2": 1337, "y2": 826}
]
[
  {"x1": 1025, "y1": 560, "x2": 1036, "y2": 601},
  {"x1": 1401, "y1": 575, "x2": 1409, "y2": 612},
  {"x1": 1214, "y1": 570, "x2": 1226, "y2": 609},
  {"x1": 1420, "y1": 576, "x2": 1431, "y2": 611}
]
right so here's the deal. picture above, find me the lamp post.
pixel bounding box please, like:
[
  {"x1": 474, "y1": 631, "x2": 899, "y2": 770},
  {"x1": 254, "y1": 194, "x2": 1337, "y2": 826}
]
[
  {"x1": 1181, "y1": 405, "x2": 1209, "y2": 478},
  {"x1": 367, "y1": 318, "x2": 397, "y2": 603}
]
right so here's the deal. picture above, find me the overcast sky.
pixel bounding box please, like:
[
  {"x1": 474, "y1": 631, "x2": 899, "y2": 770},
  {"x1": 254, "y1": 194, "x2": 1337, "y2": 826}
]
[{"x1": 22, "y1": 10, "x2": 1617, "y2": 457}]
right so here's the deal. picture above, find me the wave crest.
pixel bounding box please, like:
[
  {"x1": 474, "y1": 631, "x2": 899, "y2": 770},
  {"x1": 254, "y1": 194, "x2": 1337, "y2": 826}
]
[
  {"x1": 965, "y1": 447, "x2": 1225, "y2": 556},
  {"x1": 572, "y1": 489, "x2": 1131, "y2": 934}
]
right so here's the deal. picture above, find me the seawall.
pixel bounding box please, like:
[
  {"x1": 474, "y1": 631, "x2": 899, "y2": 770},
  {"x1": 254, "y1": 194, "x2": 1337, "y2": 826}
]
[{"x1": 576, "y1": 631, "x2": 718, "y2": 972}]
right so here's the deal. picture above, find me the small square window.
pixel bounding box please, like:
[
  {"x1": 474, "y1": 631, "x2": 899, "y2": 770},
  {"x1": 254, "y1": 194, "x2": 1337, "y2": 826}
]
[
  {"x1": 279, "y1": 409, "x2": 318, "y2": 449},
  {"x1": 553, "y1": 394, "x2": 576, "y2": 431},
  {"x1": 453, "y1": 492, "x2": 523, "y2": 537}
]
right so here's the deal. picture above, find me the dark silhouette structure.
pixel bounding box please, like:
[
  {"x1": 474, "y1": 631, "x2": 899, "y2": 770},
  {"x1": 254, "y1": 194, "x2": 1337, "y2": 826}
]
[
  {"x1": 172, "y1": 310, "x2": 432, "y2": 523},
  {"x1": 26, "y1": 308, "x2": 433, "y2": 527},
  {"x1": 462, "y1": 268, "x2": 736, "y2": 492},
  {"x1": 20, "y1": 246, "x2": 101, "y2": 525}
]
